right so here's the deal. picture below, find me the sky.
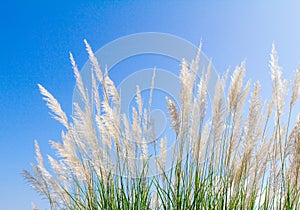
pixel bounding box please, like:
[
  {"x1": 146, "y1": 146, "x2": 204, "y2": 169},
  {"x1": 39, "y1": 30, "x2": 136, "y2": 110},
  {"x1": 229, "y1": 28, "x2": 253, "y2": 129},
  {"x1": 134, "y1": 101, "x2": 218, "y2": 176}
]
[{"x1": 1, "y1": 1, "x2": 300, "y2": 209}]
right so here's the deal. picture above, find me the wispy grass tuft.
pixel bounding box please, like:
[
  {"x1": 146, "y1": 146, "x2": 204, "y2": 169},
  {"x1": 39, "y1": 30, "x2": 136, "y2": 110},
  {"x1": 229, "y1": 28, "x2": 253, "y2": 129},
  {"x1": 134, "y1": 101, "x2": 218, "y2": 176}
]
[{"x1": 24, "y1": 42, "x2": 300, "y2": 209}]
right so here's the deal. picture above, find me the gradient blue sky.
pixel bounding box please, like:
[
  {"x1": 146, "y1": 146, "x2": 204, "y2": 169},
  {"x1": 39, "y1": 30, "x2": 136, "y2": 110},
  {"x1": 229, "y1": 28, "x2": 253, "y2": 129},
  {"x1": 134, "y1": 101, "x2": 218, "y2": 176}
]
[{"x1": 1, "y1": 1, "x2": 300, "y2": 209}]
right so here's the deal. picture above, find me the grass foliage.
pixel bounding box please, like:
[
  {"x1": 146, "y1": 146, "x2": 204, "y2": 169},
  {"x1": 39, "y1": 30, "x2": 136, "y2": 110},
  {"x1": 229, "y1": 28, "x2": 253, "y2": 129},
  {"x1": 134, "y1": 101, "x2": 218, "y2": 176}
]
[{"x1": 24, "y1": 42, "x2": 300, "y2": 209}]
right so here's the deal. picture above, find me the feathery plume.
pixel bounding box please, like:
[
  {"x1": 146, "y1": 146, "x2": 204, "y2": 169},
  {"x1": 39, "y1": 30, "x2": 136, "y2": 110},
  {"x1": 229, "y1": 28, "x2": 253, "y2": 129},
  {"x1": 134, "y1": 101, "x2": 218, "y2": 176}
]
[
  {"x1": 242, "y1": 81, "x2": 262, "y2": 175},
  {"x1": 189, "y1": 41, "x2": 202, "y2": 85},
  {"x1": 104, "y1": 74, "x2": 120, "y2": 107},
  {"x1": 244, "y1": 82, "x2": 262, "y2": 151},
  {"x1": 211, "y1": 76, "x2": 225, "y2": 143},
  {"x1": 166, "y1": 97, "x2": 180, "y2": 136},
  {"x1": 136, "y1": 85, "x2": 143, "y2": 120},
  {"x1": 148, "y1": 68, "x2": 156, "y2": 115},
  {"x1": 159, "y1": 137, "x2": 167, "y2": 169},
  {"x1": 228, "y1": 61, "x2": 246, "y2": 113},
  {"x1": 70, "y1": 52, "x2": 89, "y2": 108},
  {"x1": 84, "y1": 39, "x2": 103, "y2": 83},
  {"x1": 179, "y1": 59, "x2": 193, "y2": 132},
  {"x1": 38, "y1": 84, "x2": 68, "y2": 128},
  {"x1": 290, "y1": 66, "x2": 300, "y2": 108},
  {"x1": 92, "y1": 71, "x2": 101, "y2": 115},
  {"x1": 140, "y1": 137, "x2": 148, "y2": 161},
  {"x1": 32, "y1": 202, "x2": 40, "y2": 210},
  {"x1": 132, "y1": 107, "x2": 142, "y2": 149},
  {"x1": 156, "y1": 137, "x2": 167, "y2": 175},
  {"x1": 151, "y1": 190, "x2": 159, "y2": 210},
  {"x1": 270, "y1": 43, "x2": 288, "y2": 118}
]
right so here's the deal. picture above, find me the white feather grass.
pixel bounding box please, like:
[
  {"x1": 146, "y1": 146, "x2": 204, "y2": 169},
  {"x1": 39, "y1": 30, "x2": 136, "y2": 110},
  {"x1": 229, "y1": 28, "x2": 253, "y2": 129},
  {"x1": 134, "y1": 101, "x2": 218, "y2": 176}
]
[{"x1": 24, "y1": 43, "x2": 300, "y2": 209}]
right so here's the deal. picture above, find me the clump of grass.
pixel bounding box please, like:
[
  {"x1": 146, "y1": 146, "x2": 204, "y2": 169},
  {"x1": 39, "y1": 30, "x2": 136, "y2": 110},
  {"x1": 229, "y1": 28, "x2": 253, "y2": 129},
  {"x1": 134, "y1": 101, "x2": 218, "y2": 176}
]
[{"x1": 24, "y1": 41, "x2": 300, "y2": 209}]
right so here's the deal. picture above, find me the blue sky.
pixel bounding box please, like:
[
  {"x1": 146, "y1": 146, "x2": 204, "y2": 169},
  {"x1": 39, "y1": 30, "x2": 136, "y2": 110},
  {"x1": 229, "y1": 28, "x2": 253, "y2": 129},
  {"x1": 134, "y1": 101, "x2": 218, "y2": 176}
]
[{"x1": 1, "y1": 1, "x2": 300, "y2": 209}]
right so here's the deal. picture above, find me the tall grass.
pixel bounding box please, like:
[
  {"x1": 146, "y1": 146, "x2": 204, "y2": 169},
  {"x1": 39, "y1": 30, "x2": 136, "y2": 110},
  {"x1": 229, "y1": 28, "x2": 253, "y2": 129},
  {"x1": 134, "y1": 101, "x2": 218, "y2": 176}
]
[{"x1": 24, "y1": 41, "x2": 300, "y2": 209}]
